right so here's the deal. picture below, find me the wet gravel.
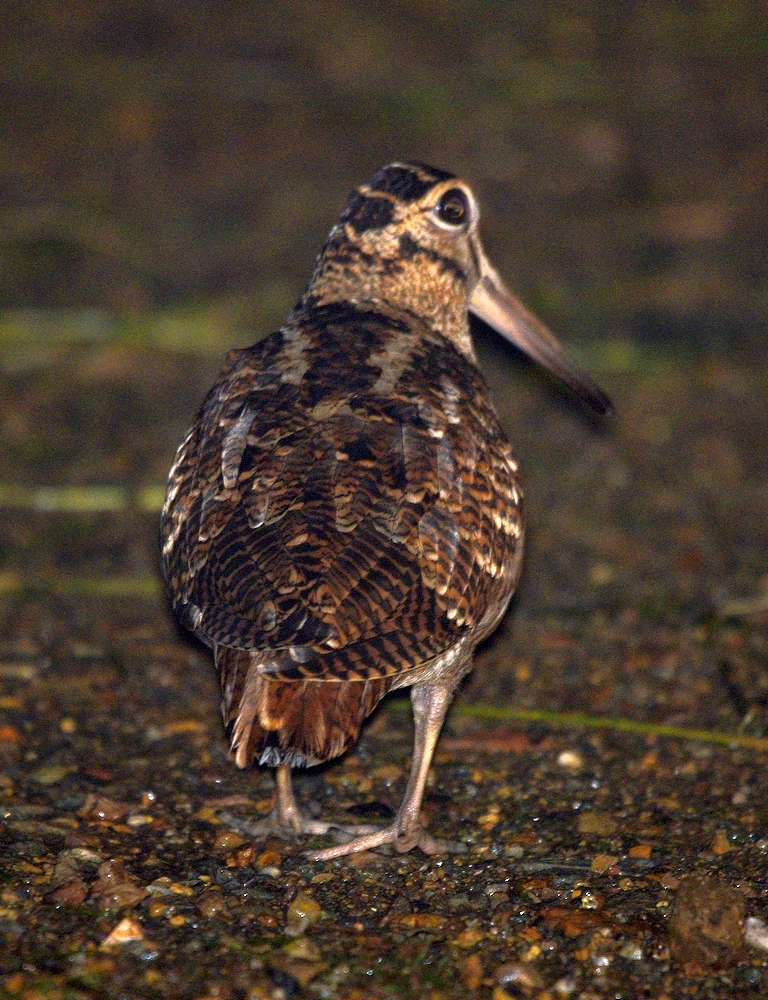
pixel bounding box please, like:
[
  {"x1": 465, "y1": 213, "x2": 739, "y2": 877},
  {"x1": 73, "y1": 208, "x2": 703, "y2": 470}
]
[{"x1": 1, "y1": 343, "x2": 768, "y2": 998}]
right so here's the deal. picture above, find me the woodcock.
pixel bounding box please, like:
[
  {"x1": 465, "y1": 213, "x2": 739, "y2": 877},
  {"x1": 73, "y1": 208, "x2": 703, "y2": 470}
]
[{"x1": 161, "y1": 163, "x2": 611, "y2": 860}]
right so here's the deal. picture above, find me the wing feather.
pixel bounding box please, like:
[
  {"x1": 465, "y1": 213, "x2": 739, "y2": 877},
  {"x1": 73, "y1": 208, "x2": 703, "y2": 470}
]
[{"x1": 162, "y1": 303, "x2": 523, "y2": 686}]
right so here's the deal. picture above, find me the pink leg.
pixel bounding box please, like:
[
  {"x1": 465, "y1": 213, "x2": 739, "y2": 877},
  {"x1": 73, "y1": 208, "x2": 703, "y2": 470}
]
[
  {"x1": 306, "y1": 684, "x2": 460, "y2": 861},
  {"x1": 219, "y1": 763, "x2": 379, "y2": 841}
]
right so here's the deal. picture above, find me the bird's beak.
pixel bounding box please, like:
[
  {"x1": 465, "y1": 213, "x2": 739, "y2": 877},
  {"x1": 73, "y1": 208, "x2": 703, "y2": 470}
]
[{"x1": 469, "y1": 257, "x2": 613, "y2": 415}]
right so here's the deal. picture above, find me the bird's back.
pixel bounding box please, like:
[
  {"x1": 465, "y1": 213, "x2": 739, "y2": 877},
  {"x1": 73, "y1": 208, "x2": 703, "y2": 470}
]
[{"x1": 161, "y1": 299, "x2": 524, "y2": 693}]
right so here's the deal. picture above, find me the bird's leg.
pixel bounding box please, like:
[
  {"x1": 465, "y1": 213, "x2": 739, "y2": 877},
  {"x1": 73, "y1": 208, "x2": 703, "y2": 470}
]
[
  {"x1": 220, "y1": 764, "x2": 333, "y2": 839},
  {"x1": 219, "y1": 764, "x2": 384, "y2": 842},
  {"x1": 307, "y1": 683, "x2": 463, "y2": 861},
  {"x1": 272, "y1": 763, "x2": 330, "y2": 834}
]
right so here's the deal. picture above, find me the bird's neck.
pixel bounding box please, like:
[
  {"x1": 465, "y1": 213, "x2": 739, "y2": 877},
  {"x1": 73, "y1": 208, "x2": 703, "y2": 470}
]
[{"x1": 300, "y1": 231, "x2": 477, "y2": 362}]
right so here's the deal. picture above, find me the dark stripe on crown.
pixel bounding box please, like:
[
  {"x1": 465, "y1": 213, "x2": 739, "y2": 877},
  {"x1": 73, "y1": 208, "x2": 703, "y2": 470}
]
[
  {"x1": 367, "y1": 163, "x2": 455, "y2": 202},
  {"x1": 340, "y1": 193, "x2": 395, "y2": 234}
]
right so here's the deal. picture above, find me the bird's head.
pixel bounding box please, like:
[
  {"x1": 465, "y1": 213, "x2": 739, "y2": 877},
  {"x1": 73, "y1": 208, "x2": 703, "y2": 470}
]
[{"x1": 304, "y1": 162, "x2": 611, "y2": 414}]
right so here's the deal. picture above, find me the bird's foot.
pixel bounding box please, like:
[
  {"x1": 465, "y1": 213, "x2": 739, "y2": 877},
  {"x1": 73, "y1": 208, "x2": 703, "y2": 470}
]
[
  {"x1": 218, "y1": 809, "x2": 380, "y2": 844},
  {"x1": 218, "y1": 808, "x2": 331, "y2": 840},
  {"x1": 306, "y1": 822, "x2": 467, "y2": 861}
]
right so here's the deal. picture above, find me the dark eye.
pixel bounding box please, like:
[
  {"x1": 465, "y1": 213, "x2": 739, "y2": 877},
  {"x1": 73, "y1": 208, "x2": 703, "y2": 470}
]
[{"x1": 435, "y1": 188, "x2": 469, "y2": 226}]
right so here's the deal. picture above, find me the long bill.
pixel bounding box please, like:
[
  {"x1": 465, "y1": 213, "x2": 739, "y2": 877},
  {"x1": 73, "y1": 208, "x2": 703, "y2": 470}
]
[{"x1": 469, "y1": 260, "x2": 613, "y2": 416}]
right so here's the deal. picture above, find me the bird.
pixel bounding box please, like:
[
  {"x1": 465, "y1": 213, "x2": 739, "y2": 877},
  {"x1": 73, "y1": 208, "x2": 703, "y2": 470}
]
[{"x1": 160, "y1": 162, "x2": 611, "y2": 860}]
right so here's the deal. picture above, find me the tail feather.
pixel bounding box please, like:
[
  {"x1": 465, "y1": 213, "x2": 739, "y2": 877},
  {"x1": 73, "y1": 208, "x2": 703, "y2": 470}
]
[{"x1": 216, "y1": 646, "x2": 394, "y2": 768}]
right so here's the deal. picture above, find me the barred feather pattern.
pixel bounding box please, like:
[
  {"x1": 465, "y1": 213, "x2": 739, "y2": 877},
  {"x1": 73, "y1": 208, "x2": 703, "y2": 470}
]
[
  {"x1": 216, "y1": 646, "x2": 396, "y2": 768},
  {"x1": 161, "y1": 306, "x2": 523, "y2": 767},
  {"x1": 161, "y1": 299, "x2": 523, "y2": 767}
]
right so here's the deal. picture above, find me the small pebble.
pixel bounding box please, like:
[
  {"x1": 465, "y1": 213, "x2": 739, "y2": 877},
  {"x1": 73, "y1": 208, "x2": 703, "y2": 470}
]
[
  {"x1": 745, "y1": 916, "x2": 768, "y2": 952},
  {"x1": 580, "y1": 890, "x2": 604, "y2": 909},
  {"x1": 126, "y1": 814, "x2": 153, "y2": 827},
  {"x1": 29, "y1": 762, "x2": 71, "y2": 785},
  {"x1": 712, "y1": 830, "x2": 733, "y2": 855},
  {"x1": 589, "y1": 562, "x2": 615, "y2": 585},
  {"x1": 590, "y1": 854, "x2": 618, "y2": 874},
  {"x1": 67, "y1": 846, "x2": 103, "y2": 863},
  {"x1": 146, "y1": 877, "x2": 174, "y2": 896},
  {"x1": 732, "y1": 785, "x2": 750, "y2": 806},
  {"x1": 619, "y1": 941, "x2": 643, "y2": 960},
  {"x1": 271, "y1": 955, "x2": 326, "y2": 988},
  {"x1": 485, "y1": 882, "x2": 507, "y2": 896},
  {"x1": 169, "y1": 882, "x2": 194, "y2": 896},
  {"x1": 669, "y1": 873, "x2": 746, "y2": 967},
  {"x1": 90, "y1": 860, "x2": 147, "y2": 912},
  {"x1": 628, "y1": 843, "x2": 652, "y2": 859},
  {"x1": 285, "y1": 891, "x2": 322, "y2": 936},
  {"x1": 452, "y1": 927, "x2": 485, "y2": 948},
  {"x1": 553, "y1": 977, "x2": 577, "y2": 996},
  {"x1": 578, "y1": 811, "x2": 617, "y2": 835},
  {"x1": 79, "y1": 794, "x2": 130, "y2": 822},
  {"x1": 147, "y1": 899, "x2": 168, "y2": 919},
  {"x1": 256, "y1": 848, "x2": 282, "y2": 868},
  {"x1": 460, "y1": 953, "x2": 483, "y2": 991},
  {"x1": 227, "y1": 845, "x2": 257, "y2": 868},
  {"x1": 214, "y1": 830, "x2": 246, "y2": 850},
  {"x1": 101, "y1": 917, "x2": 144, "y2": 947},
  {"x1": 388, "y1": 913, "x2": 445, "y2": 930},
  {"x1": 0, "y1": 662, "x2": 38, "y2": 681},
  {"x1": 494, "y1": 962, "x2": 544, "y2": 992},
  {"x1": 557, "y1": 749, "x2": 584, "y2": 770},
  {"x1": 52, "y1": 879, "x2": 88, "y2": 907},
  {"x1": 69, "y1": 642, "x2": 104, "y2": 658},
  {"x1": 283, "y1": 936, "x2": 322, "y2": 962}
]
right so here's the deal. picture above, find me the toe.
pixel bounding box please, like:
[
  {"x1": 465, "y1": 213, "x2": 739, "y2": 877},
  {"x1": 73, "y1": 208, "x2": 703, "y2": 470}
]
[{"x1": 305, "y1": 826, "x2": 397, "y2": 861}]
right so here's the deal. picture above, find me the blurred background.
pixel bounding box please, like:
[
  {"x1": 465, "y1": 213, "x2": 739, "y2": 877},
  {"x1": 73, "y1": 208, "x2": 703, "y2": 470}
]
[
  {"x1": 2, "y1": 3, "x2": 765, "y2": 337},
  {"x1": 0, "y1": 0, "x2": 767, "y2": 728}
]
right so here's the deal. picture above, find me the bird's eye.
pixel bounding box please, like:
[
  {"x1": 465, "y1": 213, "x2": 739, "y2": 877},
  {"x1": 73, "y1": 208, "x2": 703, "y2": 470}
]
[{"x1": 435, "y1": 188, "x2": 469, "y2": 227}]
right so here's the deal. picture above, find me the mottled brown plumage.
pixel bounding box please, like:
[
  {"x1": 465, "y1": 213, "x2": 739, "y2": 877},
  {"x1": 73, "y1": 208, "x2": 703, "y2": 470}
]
[{"x1": 161, "y1": 162, "x2": 610, "y2": 858}]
